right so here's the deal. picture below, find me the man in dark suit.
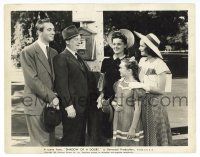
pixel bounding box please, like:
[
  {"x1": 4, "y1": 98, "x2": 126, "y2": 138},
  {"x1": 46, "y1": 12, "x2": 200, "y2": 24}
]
[
  {"x1": 20, "y1": 18, "x2": 59, "y2": 146},
  {"x1": 53, "y1": 25, "x2": 89, "y2": 146}
]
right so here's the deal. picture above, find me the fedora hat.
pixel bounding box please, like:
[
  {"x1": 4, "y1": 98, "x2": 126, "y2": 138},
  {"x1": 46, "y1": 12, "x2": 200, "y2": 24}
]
[
  {"x1": 107, "y1": 29, "x2": 135, "y2": 49},
  {"x1": 62, "y1": 25, "x2": 79, "y2": 40},
  {"x1": 134, "y1": 31, "x2": 163, "y2": 59}
]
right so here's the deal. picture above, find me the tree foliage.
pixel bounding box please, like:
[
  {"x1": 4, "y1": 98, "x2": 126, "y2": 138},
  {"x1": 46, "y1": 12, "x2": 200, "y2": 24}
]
[
  {"x1": 103, "y1": 11, "x2": 188, "y2": 57},
  {"x1": 11, "y1": 11, "x2": 72, "y2": 68},
  {"x1": 11, "y1": 11, "x2": 188, "y2": 67}
]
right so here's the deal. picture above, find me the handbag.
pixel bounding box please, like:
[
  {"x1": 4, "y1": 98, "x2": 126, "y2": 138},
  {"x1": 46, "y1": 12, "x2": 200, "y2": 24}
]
[{"x1": 40, "y1": 105, "x2": 62, "y2": 133}]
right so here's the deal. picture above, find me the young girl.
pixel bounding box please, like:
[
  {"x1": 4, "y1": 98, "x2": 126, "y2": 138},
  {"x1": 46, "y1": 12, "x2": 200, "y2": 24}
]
[
  {"x1": 111, "y1": 58, "x2": 144, "y2": 146},
  {"x1": 98, "y1": 30, "x2": 134, "y2": 145}
]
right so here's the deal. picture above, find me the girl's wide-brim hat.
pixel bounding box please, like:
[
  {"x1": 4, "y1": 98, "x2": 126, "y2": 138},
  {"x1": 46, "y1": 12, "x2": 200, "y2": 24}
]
[
  {"x1": 107, "y1": 29, "x2": 135, "y2": 49},
  {"x1": 134, "y1": 31, "x2": 163, "y2": 59}
]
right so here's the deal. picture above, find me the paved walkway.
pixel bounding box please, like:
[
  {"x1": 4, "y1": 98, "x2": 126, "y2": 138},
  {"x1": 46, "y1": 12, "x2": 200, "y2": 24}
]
[
  {"x1": 166, "y1": 79, "x2": 188, "y2": 128},
  {"x1": 11, "y1": 79, "x2": 188, "y2": 146}
]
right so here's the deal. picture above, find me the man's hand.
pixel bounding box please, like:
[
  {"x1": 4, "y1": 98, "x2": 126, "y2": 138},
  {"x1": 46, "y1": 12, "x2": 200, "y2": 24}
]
[
  {"x1": 65, "y1": 105, "x2": 76, "y2": 118},
  {"x1": 111, "y1": 100, "x2": 118, "y2": 110},
  {"x1": 115, "y1": 105, "x2": 123, "y2": 112},
  {"x1": 49, "y1": 97, "x2": 60, "y2": 110}
]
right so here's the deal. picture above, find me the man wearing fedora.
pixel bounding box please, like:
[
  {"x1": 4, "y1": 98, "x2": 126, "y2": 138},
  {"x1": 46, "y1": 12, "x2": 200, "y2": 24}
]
[
  {"x1": 20, "y1": 18, "x2": 59, "y2": 146},
  {"x1": 53, "y1": 25, "x2": 90, "y2": 146}
]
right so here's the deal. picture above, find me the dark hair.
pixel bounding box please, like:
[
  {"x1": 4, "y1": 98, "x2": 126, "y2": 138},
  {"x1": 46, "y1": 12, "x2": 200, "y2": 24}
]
[
  {"x1": 35, "y1": 18, "x2": 51, "y2": 32},
  {"x1": 121, "y1": 58, "x2": 140, "y2": 82},
  {"x1": 111, "y1": 31, "x2": 127, "y2": 45},
  {"x1": 145, "y1": 43, "x2": 159, "y2": 58}
]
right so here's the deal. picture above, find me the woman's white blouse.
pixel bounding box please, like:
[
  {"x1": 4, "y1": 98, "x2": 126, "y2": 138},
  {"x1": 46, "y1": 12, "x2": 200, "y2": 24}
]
[{"x1": 138, "y1": 57, "x2": 171, "y2": 90}]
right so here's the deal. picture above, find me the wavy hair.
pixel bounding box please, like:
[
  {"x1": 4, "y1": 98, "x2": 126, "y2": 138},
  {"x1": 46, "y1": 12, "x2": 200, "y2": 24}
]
[
  {"x1": 121, "y1": 58, "x2": 140, "y2": 82},
  {"x1": 111, "y1": 31, "x2": 127, "y2": 45},
  {"x1": 35, "y1": 18, "x2": 51, "y2": 32}
]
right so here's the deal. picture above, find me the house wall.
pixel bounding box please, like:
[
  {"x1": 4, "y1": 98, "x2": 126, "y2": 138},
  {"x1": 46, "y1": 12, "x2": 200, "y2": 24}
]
[{"x1": 73, "y1": 10, "x2": 104, "y2": 72}]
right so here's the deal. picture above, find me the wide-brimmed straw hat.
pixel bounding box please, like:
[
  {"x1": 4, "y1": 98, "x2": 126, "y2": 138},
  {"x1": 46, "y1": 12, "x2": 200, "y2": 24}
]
[
  {"x1": 107, "y1": 29, "x2": 135, "y2": 49},
  {"x1": 134, "y1": 31, "x2": 163, "y2": 59}
]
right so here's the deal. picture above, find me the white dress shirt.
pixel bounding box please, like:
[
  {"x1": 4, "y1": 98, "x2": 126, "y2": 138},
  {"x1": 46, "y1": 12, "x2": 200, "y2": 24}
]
[{"x1": 37, "y1": 39, "x2": 49, "y2": 59}]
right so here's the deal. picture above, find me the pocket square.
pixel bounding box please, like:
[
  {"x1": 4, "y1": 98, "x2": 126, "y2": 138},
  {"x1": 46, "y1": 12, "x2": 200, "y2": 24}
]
[{"x1": 146, "y1": 68, "x2": 156, "y2": 75}]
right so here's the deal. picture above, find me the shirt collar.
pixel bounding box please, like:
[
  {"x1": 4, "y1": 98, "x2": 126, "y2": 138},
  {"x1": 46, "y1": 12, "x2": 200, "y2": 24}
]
[
  {"x1": 144, "y1": 56, "x2": 156, "y2": 62},
  {"x1": 37, "y1": 38, "x2": 49, "y2": 49},
  {"x1": 113, "y1": 54, "x2": 126, "y2": 60}
]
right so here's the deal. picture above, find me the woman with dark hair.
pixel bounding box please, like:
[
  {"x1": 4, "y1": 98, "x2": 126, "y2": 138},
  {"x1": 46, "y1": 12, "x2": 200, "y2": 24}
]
[
  {"x1": 97, "y1": 29, "x2": 135, "y2": 145},
  {"x1": 134, "y1": 31, "x2": 173, "y2": 146},
  {"x1": 111, "y1": 58, "x2": 144, "y2": 146}
]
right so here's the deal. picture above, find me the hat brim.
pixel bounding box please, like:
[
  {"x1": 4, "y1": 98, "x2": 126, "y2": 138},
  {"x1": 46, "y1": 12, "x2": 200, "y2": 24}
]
[
  {"x1": 134, "y1": 31, "x2": 163, "y2": 59},
  {"x1": 65, "y1": 33, "x2": 80, "y2": 40},
  {"x1": 107, "y1": 29, "x2": 135, "y2": 49}
]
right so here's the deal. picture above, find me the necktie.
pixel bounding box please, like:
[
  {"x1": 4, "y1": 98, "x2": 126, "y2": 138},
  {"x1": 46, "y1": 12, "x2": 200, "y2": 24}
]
[
  {"x1": 75, "y1": 53, "x2": 84, "y2": 68},
  {"x1": 46, "y1": 46, "x2": 52, "y2": 73}
]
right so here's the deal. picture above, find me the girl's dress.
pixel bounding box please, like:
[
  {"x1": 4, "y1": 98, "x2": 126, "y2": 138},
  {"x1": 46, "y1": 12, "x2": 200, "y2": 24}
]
[
  {"x1": 139, "y1": 57, "x2": 173, "y2": 146},
  {"x1": 112, "y1": 78, "x2": 144, "y2": 146},
  {"x1": 100, "y1": 55, "x2": 126, "y2": 139}
]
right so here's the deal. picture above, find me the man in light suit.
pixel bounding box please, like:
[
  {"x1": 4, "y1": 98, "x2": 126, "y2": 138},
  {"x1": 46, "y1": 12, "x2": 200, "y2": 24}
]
[
  {"x1": 53, "y1": 25, "x2": 89, "y2": 146},
  {"x1": 20, "y1": 18, "x2": 59, "y2": 146}
]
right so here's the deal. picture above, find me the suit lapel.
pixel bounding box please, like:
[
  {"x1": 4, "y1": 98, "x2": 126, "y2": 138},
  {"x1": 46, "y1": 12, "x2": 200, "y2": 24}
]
[
  {"x1": 76, "y1": 52, "x2": 91, "y2": 71},
  {"x1": 34, "y1": 42, "x2": 52, "y2": 75},
  {"x1": 64, "y1": 50, "x2": 86, "y2": 74}
]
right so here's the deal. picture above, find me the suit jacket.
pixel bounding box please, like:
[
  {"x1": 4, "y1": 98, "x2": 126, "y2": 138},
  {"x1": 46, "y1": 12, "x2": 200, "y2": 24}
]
[
  {"x1": 20, "y1": 41, "x2": 58, "y2": 115},
  {"x1": 53, "y1": 49, "x2": 89, "y2": 114}
]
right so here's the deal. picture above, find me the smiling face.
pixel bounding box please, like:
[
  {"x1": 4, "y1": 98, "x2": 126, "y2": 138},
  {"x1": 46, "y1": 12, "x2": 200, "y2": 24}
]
[
  {"x1": 139, "y1": 40, "x2": 148, "y2": 56},
  {"x1": 39, "y1": 22, "x2": 55, "y2": 43},
  {"x1": 112, "y1": 38, "x2": 127, "y2": 55}
]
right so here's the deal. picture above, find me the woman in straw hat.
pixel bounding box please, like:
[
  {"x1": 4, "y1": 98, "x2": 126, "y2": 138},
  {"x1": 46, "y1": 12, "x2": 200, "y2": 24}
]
[
  {"x1": 97, "y1": 29, "x2": 135, "y2": 145},
  {"x1": 134, "y1": 31, "x2": 173, "y2": 146}
]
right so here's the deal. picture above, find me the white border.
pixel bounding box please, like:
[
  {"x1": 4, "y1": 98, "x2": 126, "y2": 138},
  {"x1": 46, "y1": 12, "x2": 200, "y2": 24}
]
[{"x1": 1, "y1": 0, "x2": 199, "y2": 156}]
